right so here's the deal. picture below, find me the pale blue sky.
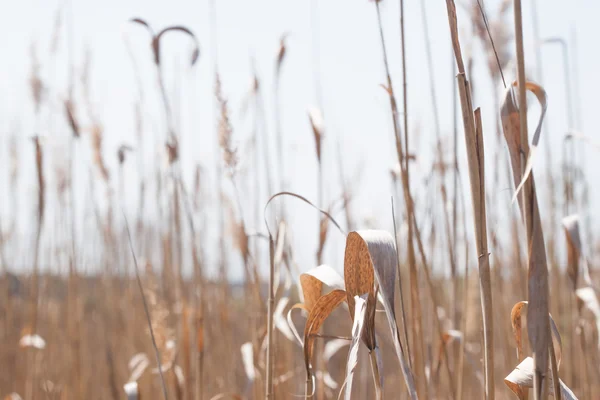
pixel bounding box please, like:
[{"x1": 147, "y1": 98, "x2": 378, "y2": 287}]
[{"x1": 1, "y1": 0, "x2": 599, "y2": 278}]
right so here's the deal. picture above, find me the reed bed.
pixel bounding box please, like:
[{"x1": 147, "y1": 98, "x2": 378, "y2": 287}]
[{"x1": 1, "y1": 1, "x2": 598, "y2": 400}]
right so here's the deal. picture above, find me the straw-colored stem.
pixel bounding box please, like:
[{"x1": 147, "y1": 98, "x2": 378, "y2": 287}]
[
  {"x1": 514, "y1": 2, "x2": 530, "y2": 245},
  {"x1": 515, "y1": 2, "x2": 549, "y2": 399},
  {"x1": 445, "y1": 2, "x2": 494, "y2": 397},
  {"x1": 67, "y1": 130, "x2": 81, "y2": 399},
  {"x1": 274, "y1": 54, "x2": 285, "y2": 195},
  {"x1": 265, "y1": 237, "x2": 275, "y2": 399},
  {"x1": 315, "y1": 141, "x2": 325, "y2": 400},
  {"x1": 305, "y1": 373, "x2": 313, "y2": 400},
  {"x1": 456, "y1": 243, "x2": 470, "y2": 400},
  {"x1": 375, "y1": 2, "x2": 425, "y2": 397},
  {"x1": 400, "y1": 0, "x2": 409, "y2": 176},
  {"x1": 29, "y1": 141, "x2": 45, "y2": 395}
]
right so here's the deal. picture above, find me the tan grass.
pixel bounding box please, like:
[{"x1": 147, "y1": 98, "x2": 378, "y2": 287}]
[{"x1": 2, "y1": 4, "x2": 600, "y2": 400}]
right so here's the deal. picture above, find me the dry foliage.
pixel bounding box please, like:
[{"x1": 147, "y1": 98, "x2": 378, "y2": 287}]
[{"x1": 2, "y1": 3, "x2": 599, "y2": 400}]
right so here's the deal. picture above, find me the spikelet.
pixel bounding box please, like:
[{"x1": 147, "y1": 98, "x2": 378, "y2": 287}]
[{"x1": 215, "y1": 74, "x2": 238, "y2": 174}]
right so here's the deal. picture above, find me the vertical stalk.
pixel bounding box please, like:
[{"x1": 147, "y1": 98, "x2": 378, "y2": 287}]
[
  {"x1": 452, "y1": 50, "x2": 459, "y2": 283},
  {"x1": 0, "y1": 214, "x2": 9, "y2": 341},
  {"x1": 515, "y1": 2, "x2": 551, "y2": 399},
  {"x1": 66, "y1": 0, "x2": 81, "y2": 387},
  {"x1": 31, "y1": 136, "x2": 45, "y2": 335},
  {"x1": 445, "y1": 2, "x2": 494, "y2": 398},
  {"x1": 515, "y1": 0, "x2": 534, "y2": 393},
  {"x1": 265, "y1": 238, "x2": 275, "y2": 399},
  {"x1": 274, "y1": 37, "x2": 286, "y2": 195},
  {"x1": 456, "y1": 242, "x2": 470, "y2": 400},
  {"x1": 400, "y1": 0, "x2": 409, "y2": 177},
  {"x1": 375, "y1": 2, "x2": 426, "y2": 397}
]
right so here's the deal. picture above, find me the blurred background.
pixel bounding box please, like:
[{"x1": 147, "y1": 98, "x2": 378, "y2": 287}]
[{"x1": 1, "y1": 0, "x2": 599, "y2": 278}]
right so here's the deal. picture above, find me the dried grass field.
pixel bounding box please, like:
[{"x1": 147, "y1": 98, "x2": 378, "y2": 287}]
[{"x1": 0, "y1": 0, "x2": 599, "y2": 399}]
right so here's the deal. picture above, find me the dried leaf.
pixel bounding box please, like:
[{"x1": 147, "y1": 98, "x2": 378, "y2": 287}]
[
  {"x1": 64, "y1": 98, "x2": 81, "y2": 138},
  {"x1": 264, "y1": 192, "x2": 344, "y2": 238},
  {"x1": 19, "y1": 334, "x2": 46, "y2": 349},
  {"x1": 319, "y1": 370, "x2": 339, "y2": 390},
  {"x1": 287, "y1": 303, "x2": 308, "y2": 346},
  {"x1": 562, "y1": 215, "x2": 592, "y2": 287},
  {"x1": 300, "y1": 264, "x2": 345, "y2": 311},
  {"x1": 437, "y1": 330, "x2": 463, "y2": 364},
  {"x1": 303, "y1": 289, "x2": 346, "y2": 376},
  {"x1": 305, "y1": 264, "x2": 345, "y2": 290},
  {"x1": 129, "y1": 18, "x2": 154, "y2": 35},
  {"x1": 510, "y1": 301, "x2": 562, "y2": 368},
  {"x1": 343, "y1": 232, "x2": 376, "y2": 350},
  {"x1": 575, "y1": 287, "x2": 600, "y2": 350},
  {"x1": 502, "y1": 80, "x2": 551, "y2": 394},
  {"x1": 356, "y1": 231, "x2": 397, "y2": 318},
  {"x1": 343, "y1": 294, "x2": 368, "y2": 400},
  {"x1": 511, "y1": 301, "x2": 529, "y2": 362},
  {"x1": 505, "y1": 357, "x2": 578, "y2": 399},
  {"x1": 276, "y1": 34, "x2": 288, "y2": 72},
  {"x1": 500, "y1": 82, "x2": 547, "y2": 203},
  {"x1": 128, "y1": 353, "x2": 150, "y2": 382},
  {"x1": 274, "y1": 297, "x2": 296, "y2": 343},
  {"x1": 129, "y1": 19, "x2": 199, "y2": 66},
  {"x1": 173, "y1": 365, "x2": 185, "y2": 389},
  {"x1": 240, "y1": 342, "x2": 256, "y2": 382},
  {"x1": 300, "y1": 275, "x2": 323, "y2": 312},
  {"x1": 90, "y1": 125, "x2": 109, "y2": 182},
  {"x1": 155, "y1": 27, "x2": 200, "y2": 66},
  {"x1": 343, "y1": 230, "x2": 417, "y2": 399},
  {"x1": 308, "y1": 107, "x2": 323, "y2": 163},
  {"x1": 576, "y1": 287, "x2": 600, "y2": 318},
  {"x1": 124, "y1": 382, "x2": 139, "y2": 400}
]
